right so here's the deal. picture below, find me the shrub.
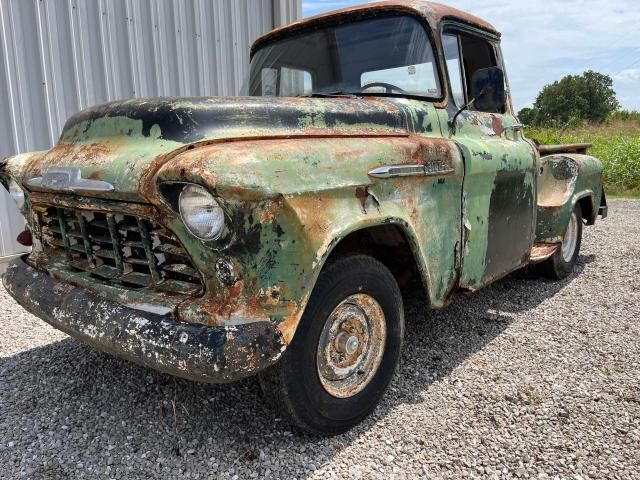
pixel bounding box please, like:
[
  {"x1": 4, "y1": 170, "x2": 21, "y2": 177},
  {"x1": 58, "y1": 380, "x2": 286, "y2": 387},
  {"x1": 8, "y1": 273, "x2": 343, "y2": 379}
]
[{"x1": 526, "y1": 120, "x2": 640, "y2": 196}]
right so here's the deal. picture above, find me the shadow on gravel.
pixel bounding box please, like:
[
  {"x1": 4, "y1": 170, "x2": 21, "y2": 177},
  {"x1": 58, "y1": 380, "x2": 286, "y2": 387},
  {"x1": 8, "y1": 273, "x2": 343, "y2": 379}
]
[{"x1": 0, "y1": 255, "x2": 591, "y2": 478}]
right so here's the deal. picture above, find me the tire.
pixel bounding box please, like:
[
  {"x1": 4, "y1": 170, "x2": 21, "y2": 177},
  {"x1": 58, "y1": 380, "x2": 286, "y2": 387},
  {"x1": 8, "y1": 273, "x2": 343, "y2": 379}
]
[
  {"x1": 539, "y1": 203, "x2": 583, "y2": 279},
  {"x1": 259, "y1": 254, "x2": 404, "y2": 435}
]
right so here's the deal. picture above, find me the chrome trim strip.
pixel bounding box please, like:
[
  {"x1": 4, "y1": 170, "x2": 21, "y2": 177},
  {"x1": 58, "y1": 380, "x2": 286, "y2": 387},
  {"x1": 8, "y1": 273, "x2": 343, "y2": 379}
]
[
  {"x1": 368, "y1": 164, "x2": 454, "y2": 179},
  {"x1": 25, "y1": 167, "x2": 114, "y2": 193}
]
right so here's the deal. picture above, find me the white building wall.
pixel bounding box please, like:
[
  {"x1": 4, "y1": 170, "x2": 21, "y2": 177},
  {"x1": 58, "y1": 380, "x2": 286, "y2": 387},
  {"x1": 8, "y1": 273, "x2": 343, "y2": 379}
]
[{"x1": 0, "y1": 0, "x2": 301, "y2": 260}]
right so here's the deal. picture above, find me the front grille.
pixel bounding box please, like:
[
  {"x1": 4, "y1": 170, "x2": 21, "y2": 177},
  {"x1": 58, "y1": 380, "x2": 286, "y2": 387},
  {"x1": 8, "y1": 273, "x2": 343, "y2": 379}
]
[{"x1": 35, "y1": 206, "x2": 203, "y2": 296}]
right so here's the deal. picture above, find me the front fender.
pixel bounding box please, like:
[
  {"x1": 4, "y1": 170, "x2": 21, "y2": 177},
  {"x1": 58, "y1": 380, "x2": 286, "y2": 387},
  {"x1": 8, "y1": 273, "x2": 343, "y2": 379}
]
[
  {"x1": 536, "y1": 153, "x2": 604, "y2": 241},
  {"x1": 155, "y1": 135, "x2": 464, "y2": 343}
]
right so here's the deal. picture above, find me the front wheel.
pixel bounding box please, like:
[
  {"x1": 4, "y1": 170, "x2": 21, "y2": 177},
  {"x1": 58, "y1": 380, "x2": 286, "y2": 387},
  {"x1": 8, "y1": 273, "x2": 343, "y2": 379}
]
[
  {"x1": 539, "y1": 203, "x2": 583, "y2": 279},
  {"x1": 259, "y1": 255, "x2": 404, "y2": 435}
]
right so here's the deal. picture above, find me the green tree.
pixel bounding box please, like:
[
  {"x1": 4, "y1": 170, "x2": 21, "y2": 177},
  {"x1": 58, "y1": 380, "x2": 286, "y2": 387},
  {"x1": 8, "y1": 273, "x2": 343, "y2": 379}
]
[
  {"x1": 517, "y1": 107, "x2": 537, "y2": 126},
  {"x1": 518, "y1": 70, "x2": 619, "y2": 125}
]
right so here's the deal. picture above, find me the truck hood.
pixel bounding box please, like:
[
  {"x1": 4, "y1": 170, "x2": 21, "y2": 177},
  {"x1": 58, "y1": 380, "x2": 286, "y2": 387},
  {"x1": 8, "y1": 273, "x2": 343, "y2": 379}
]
[{"x1": 21, "y1": 96, "x2": 410, "y2": 202}]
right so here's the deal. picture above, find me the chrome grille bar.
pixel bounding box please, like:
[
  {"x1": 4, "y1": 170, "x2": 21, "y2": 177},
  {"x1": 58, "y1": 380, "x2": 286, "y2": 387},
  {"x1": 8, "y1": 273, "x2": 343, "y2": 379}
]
[
  {"x1": 136, "y1": 217, "x2": 160, "y2": 282},
  {"x1": 106, "y1": 214, "x2": 123, "y2": 274},
  {"x1": 35, "y1": 206, "x2": 203, "y2": 296},
  {"x1": 56, "y1": 207, "x2": 71, "y2": 258},
  {"x1": 74, "y1": 211, "x2": 94, "y2": 267}
]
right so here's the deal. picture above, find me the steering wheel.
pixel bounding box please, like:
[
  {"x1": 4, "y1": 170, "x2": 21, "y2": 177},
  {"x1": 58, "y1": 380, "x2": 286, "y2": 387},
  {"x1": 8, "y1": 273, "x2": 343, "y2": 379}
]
[{"x1": 359, "y1": 82, "x2": 406, "y2": 94}]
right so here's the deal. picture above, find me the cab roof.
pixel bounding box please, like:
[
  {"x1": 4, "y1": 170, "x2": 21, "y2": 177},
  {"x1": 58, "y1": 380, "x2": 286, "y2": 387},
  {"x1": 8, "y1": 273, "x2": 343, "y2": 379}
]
[{"x1": 252, "y1": 1, "x2": 500, "y2": 55}]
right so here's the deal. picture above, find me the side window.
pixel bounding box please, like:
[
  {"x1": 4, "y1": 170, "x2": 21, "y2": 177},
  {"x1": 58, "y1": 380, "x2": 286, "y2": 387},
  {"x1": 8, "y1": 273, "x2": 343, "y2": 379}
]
[
  {"x1": 442, "y1": 34, "x2": 465, "y2": 107},
  {"x1": 459, "y1": 34, "x2": 497, "y2": 107},
  {"x1": 443, "y1": 31, "x2": 502, "y2": 113},
  {"x1": 261, "y1": 68, "x2": 278, "y2": 96},
  {"x1": 261, "y1": 67, "x2": 312, "y2": 97},
  {"x1": 280, "y1": 67, "x2": 312, "y2": 96}
]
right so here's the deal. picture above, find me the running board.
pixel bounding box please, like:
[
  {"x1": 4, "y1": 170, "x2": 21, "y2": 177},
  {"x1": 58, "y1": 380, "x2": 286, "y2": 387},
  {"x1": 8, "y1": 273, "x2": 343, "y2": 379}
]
[{"x1": 529, "y1": 243, "x2": 560, "y2": 263}]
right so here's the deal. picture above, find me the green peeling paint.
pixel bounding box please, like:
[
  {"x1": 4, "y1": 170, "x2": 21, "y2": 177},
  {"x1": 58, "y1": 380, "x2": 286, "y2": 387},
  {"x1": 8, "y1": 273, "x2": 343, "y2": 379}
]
[{"x1": 0, "y1": 5, "x2": 605, "y2": 348}]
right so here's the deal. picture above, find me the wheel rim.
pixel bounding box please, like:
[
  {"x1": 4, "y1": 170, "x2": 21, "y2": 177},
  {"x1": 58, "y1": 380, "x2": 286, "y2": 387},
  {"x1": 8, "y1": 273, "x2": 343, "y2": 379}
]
[
  {"x1": 316, "y1": 294, "x2": 387, "y2": 398},
  {"x1": 561, "y1": 212, "x2": 579, "y2": 262}
]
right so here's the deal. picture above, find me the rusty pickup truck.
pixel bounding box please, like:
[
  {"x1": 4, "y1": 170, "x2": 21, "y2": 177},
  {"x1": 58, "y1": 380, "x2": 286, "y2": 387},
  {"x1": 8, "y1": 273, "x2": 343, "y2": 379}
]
[{"x1": 1, "y1": 1, "x2": 606, "y2": 435}]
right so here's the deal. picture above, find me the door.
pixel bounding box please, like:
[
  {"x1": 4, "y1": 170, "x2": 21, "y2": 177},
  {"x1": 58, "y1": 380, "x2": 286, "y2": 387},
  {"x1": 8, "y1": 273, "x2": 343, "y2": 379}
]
[{"x1": 442, "y1": 29, "x2": 537, "y2": 289}]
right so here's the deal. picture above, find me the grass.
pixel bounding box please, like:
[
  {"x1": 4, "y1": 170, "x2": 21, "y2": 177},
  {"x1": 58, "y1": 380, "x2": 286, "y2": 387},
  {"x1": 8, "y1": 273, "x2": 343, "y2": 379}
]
[{"x1": 525, "y1": 118, "x2": 640, "y2": 198}]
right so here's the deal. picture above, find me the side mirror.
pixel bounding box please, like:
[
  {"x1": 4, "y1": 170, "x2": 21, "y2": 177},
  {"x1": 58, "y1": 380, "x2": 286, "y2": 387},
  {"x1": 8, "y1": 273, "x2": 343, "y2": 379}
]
[{"x1": 470, "y1": 67, "x2": 506, "y2": 113}]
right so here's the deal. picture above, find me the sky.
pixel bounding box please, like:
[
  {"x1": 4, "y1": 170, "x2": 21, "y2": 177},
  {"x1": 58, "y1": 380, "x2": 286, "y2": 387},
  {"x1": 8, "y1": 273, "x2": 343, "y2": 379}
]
[{"x1": 302, "y1": 0, "x2": 640, "y2": 112}]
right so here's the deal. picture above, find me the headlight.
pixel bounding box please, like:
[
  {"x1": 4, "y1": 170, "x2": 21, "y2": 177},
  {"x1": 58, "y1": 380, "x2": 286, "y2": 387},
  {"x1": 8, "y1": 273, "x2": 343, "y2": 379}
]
[
  {"x1": 178, "y1": 184, "x2": 225, "y2": 240},
  {"x1": 8, "y1": 180, "x2": 25, "y2": 211}
]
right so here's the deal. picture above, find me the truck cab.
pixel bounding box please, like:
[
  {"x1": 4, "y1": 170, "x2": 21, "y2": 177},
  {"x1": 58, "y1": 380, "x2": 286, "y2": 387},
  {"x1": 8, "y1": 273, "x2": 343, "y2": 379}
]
[{"x1": 1, "y1": 1, "x2": 605, "y2": 435}]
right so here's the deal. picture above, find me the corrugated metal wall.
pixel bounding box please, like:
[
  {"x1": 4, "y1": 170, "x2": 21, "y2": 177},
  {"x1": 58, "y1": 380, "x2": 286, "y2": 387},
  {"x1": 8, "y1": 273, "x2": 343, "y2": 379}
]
[{"x1": 0, "y1": 0, "x2": 301, "y2": 259}]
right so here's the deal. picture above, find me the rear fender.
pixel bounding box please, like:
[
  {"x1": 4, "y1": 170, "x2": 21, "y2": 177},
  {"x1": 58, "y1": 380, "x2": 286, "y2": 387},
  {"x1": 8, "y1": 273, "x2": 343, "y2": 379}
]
[{"x1": 536, "y1": 154, "x2": 603, "y2": 242}]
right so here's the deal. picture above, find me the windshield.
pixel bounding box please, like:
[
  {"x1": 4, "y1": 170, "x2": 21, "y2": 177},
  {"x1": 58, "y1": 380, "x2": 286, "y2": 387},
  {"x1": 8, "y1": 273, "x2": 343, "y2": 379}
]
[{"x1": 242, "y1": 15, "x2": 441, "y2": 98}]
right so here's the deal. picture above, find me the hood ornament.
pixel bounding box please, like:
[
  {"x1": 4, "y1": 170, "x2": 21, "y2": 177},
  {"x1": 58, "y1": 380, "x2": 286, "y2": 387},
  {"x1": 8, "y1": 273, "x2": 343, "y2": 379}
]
[{"x1": 26, "y1": 167, "x2": 114, "y2": 193}]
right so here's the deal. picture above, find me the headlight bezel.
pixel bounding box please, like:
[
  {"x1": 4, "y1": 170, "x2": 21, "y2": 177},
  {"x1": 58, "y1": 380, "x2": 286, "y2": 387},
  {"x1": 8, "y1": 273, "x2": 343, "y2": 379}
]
[{"x1": 177, "y1": 184, "x2": 227, "y2": 241}]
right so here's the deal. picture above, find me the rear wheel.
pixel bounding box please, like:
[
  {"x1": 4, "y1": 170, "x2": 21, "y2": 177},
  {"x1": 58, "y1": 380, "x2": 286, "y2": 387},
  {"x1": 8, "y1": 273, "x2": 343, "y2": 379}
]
[
  {"x1": 259, "y1": 255, "x2": 404, "y2": 435},
  {"x1": 539, "y1": 203, "x2": 583, "y2": 279}
]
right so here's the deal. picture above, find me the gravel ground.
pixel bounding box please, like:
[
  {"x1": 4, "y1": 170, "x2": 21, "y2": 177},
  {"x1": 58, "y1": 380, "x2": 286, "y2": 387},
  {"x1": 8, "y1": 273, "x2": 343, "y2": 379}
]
[{"x1": 0, "y1": 199, "x2": 638, "y2": 479}]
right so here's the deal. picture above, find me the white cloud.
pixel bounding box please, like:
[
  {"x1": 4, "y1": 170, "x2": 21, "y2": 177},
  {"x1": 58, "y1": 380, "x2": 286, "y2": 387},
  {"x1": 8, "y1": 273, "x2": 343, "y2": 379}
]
[
  {"x1": 447, "y1": 0, "x2": 640, "y2": 110},
  {"x1": 614, "y1": 68, "x2": 640, "y2": 83},
  {"x1": 303, "y1": 0, "x2": 640, "y2": 110}
]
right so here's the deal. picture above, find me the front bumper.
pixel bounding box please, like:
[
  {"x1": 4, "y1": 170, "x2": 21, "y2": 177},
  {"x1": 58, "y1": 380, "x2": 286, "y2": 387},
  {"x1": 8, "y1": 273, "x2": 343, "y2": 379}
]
[{"x1": 3, "y1": 258, "x2": 285, "y2": 383}]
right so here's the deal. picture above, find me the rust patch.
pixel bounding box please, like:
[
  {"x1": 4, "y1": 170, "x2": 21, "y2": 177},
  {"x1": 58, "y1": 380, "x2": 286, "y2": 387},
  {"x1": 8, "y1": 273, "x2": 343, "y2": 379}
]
[
  {"x1": 355, "y1": 187, "x2": 381, "y2": 214},
  {"x1": 529, "y1": 243, "x2": 560, "y2": 263},
  {"x1": 138, "y1": 130, "x2": 410, "y2": 205},
  {"x1": 200, "y1": 280, "x2": 245, "y2": 319},
  {"x1": 355, "y1": 187, "x2": 368, "y2": 213},
  {"x1": 491, "y1": 115, "x2": 504, "y2": 136}
]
